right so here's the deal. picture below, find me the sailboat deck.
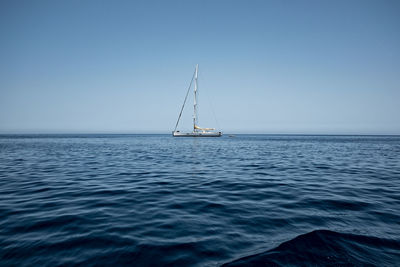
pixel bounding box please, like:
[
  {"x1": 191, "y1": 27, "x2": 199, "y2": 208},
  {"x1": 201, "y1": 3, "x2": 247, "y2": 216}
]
[{"x1": 172, "y1": 131, "x2": 222, "y2": 137}]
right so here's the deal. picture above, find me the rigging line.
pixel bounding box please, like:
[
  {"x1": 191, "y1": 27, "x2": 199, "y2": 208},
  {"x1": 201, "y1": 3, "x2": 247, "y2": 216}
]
[
  {"x1": 174, "y1": 68, "x2": 196, "y2": 132},
  {"x1": 206, "y1": 88, "x2": 221, "y2": 130},
  {"x1": 201, "y1": 72, "x2": 220, "y2": 130}
]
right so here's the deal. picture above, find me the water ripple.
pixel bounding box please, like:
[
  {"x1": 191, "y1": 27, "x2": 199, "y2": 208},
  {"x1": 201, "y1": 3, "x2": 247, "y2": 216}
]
[{"x1": 0, "y1": 134, "x2": 399, "y2": 266}]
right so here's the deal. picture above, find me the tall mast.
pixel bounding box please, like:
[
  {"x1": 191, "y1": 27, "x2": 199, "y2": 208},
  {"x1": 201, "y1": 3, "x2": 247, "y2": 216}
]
[{"x1": 193, "y1": 64, "x2": 198, "y2": 132}]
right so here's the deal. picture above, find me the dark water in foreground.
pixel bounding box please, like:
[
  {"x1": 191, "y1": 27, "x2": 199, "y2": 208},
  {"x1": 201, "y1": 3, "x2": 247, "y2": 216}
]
[{"x1": 1, "y1": 134, "x2": 399, "y2": 266}]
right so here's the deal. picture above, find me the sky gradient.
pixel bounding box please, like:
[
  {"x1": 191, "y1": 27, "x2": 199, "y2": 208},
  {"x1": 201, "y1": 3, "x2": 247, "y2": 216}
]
[{"x1": 1, "y1": 0, "x2": 399, "y2": 134}]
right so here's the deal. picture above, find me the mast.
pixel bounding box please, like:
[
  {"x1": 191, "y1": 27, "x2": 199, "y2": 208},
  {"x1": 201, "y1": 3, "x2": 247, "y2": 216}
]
[{"x1": 193, "y1": 64, "x2": 198, "y2": 132}]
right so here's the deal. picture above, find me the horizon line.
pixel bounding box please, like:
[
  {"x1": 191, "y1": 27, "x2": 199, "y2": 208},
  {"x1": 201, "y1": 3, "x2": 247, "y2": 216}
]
[{"x1": 0, "y1": 132, "x2": 399, "y2": 136}]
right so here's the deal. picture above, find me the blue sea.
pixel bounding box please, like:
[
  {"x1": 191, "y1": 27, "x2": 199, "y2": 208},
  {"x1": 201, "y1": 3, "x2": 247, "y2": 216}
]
[{"x1": 1, "y1": 134, "x2": 399, "y2": 266}]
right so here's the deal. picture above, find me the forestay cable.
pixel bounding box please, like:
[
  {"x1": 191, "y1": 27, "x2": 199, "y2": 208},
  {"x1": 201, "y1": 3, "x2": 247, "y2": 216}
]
[{"x1": 174, "y1": 68, "x2": 196, "y2": 132}]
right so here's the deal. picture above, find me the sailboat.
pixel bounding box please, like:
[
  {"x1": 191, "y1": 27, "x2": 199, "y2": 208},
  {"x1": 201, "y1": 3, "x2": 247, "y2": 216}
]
[{"x1": 172, "y1": 64, "x2": 222, "y2": 137}]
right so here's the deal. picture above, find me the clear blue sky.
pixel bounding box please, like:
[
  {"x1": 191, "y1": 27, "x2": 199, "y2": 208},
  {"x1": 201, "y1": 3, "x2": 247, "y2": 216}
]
[{"x1": 1, "y1": 0, "x2": 399, "y2": 134}]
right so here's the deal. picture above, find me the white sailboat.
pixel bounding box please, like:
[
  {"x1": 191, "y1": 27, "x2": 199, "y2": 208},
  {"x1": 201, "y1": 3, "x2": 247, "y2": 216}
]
[{"x1": 173, "y1": 64, "x2": 222, "y2": 137}]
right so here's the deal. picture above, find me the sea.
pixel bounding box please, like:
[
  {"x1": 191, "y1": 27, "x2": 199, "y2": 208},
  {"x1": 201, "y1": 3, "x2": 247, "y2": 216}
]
[{"x1": 0, "y1": 134, "x2": 399, "y2": 266}]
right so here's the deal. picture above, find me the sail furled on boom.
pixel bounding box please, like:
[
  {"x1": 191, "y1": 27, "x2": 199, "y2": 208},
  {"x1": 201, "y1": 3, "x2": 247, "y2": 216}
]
[{"x1": 194, "y1": 125, "x2": 215, "y2": 131}]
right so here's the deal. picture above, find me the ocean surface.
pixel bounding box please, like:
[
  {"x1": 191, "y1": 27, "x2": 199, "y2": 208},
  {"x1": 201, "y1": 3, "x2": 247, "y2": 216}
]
[{"x1": 1, "y1": 134, "x2": 399, "y2": 266}]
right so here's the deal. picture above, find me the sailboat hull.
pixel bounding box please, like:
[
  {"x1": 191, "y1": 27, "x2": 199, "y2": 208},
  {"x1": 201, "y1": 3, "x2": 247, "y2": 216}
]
[{"x1": 172, "y1": 131, "x2": 222, "y2": 137}]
